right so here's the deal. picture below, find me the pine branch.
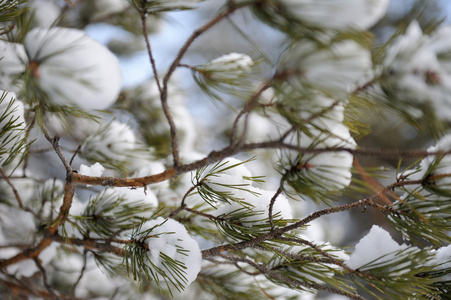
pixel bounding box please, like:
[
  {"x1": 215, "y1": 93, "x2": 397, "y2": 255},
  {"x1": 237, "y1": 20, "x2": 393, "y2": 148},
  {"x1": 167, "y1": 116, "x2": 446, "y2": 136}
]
[{"x1": 218, "y1": 253, "x2": 367, "y2": 300}]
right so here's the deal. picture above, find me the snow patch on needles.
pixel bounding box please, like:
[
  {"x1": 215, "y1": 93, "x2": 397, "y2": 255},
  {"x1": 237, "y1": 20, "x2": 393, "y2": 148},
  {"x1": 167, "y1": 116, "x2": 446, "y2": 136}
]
[
  {"x1": 24, "y1": 27, "x2": 122, "y2": 110},
  {"x1": 279, "y1": 0, "x2": 389, "y2": 31},
  {"x1": 346, "y1": 225, "x2": 408, "y2": 270},
  {"x1": 278, "y1": 40, "x2": 372, "y2": 97},
  {"x1": 139, "y1": 218, "x2": 202, "y2": 288}
]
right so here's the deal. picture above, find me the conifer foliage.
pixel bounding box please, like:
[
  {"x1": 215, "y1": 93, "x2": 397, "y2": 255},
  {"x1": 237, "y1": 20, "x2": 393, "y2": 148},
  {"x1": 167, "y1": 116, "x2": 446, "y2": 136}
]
[{"x1": 2, "y1": 0, "x2": 451, "y2": 299}]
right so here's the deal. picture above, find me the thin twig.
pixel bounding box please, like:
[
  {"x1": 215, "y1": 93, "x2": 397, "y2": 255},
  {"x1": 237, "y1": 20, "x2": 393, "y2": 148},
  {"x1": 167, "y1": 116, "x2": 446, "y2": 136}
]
[
  {"x1": 159, "y1": 4, "x2": 243, "y2": 167},
  {"x1": 0, "y1": 167, "x2": 24, "y2": 209},
  {"x1": 141, "y1": 11, "x2": 162, "y2": 94},
  {"x1": 69, "y1": 143, "x2": 82, "y2": 166},
  {"x1": 70, "y1": 249, "x2": 88, "y2": 298},
  {"x1": 40, "y1": 126, "x2": 72, "y2": 173},
  {"x1": 33, "y1": 257, "x2": 59, "y2": 300},
  {"x1": 184, "y1": 206, "x2": 225, "y2": 222},
  {"x1": 0, "y1": 24, "x2": 15, "y2": 36},
  {"x1": 229, "y1": 81, "x2": 272, "y2": 145},
  {"x1": 268, "y1": 188, "x2": 282, "y2": 231}
]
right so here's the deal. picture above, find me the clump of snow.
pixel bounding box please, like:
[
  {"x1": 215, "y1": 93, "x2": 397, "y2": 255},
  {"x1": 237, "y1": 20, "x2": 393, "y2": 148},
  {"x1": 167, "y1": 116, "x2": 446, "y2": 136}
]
[
  {"x1": 200, "y1": 158, "x2": 293, "y2": 224},
  {"x1": 79, "y1": 162, "x2": 105, "y2": 177},
  {"x1": 80, "y1": 121, "x2": 137, "y2": 164},
  {"x1": 211, "y1": 186, "x2": 293, "y2": 224},
  {"x1": 202, "y1": 157, "x2": 253, "y2": 195},
  {"x1": 427, "y1": 245, "x2": 451, "y2": 282},
  {"x1": 140, "y1": 217, "x2": 201, "y2": 288},
  {"x1": 95, "y1": 186, "x2": 158, "y2": 219},
  {"x1": 199, "y1": 53, "x2": 253, "y2": 81},
  {"x1": 278, "y1": 39, "x2": 372, "y2": 97},
  {"x1": 401, "y1": 132, "x2": 451, "y2": 193},
  {"x1": 270, "y1": 243, "x2": 348, "y2": 284},
  {"x1": 382, "y1": 21, "x2": 451, "y2": 120},
  {"x1": 286, "y1": 122, "x2": 356, "y2": 192},
  {"x1": 279, "y1": 0, "x2": 389, "y2": 31},
  {"x1": 24, "y1": 27, "x2": 121, "y2": 110},
  {"x1": 346, "y1": 225, "x2": 409, "y2": 270},
  {"x1": 0, "y1": 42, "x2": 27, "y2": 93}
]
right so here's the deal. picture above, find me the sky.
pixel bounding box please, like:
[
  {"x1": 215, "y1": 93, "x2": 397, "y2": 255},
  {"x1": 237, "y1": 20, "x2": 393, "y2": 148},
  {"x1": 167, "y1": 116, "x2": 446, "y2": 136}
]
[{"x1": 84, "y1": 0, "x2": 451, "y2": 89}]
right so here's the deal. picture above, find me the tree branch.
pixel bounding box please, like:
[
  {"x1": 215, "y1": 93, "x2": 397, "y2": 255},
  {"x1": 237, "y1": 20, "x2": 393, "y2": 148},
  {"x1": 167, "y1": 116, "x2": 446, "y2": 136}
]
[{"x1": 218, "y1": 253, "x2": 366, "y2": 300}]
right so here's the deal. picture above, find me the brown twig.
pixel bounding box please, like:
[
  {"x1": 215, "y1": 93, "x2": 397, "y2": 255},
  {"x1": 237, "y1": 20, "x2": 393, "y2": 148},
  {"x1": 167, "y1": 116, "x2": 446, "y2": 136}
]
[
  {"x1": 169, "y1": 187, "x2": 198, "y2": 219},
  {"x1": 70, "y1": 141, "x2": 450, "y2": 189},
  {"x1": 268, "y1": 187, "x2": 283, "y2": 231},
  {"x1": 229, "y1": 81, "x2": 272, "y2": 145},
  {"x1": 69, "y1": 143, "x2": 82, "y2": 166},
  {"x1": 40, "y1": 126, "x2": 72, "y2": 173},
  {"x1": 0, "y1": 167, "x2": 24, "y2": 209},
  {"x1": 33, "y1": 257, "x2": 59, "y2": 300},
  {"x1": 0, "y1": 24, "x2": 15, "y2": 36}
]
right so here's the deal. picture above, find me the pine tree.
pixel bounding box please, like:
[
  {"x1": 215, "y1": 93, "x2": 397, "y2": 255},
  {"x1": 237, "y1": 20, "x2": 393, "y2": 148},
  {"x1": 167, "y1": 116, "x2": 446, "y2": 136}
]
[{"x1": 2, "y1": 0, "x2": 451, "y2": 299}]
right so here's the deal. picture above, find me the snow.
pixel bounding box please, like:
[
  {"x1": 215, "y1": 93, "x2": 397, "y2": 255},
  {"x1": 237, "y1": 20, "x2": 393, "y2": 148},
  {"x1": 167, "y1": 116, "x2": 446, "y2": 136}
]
[
  {"x1": 279, "y1": 40, "x2": 373, "y2": 98},
  {"x1": 81, "y1": 120, "x2": 137, "y2": 163},
  {"x1": 427, "y1": 245, "x2": 451, "y2": 281},
  {"x1": 212, "y1": 186, "x2": 293, "y2": 224},
  {"x1": 280, "y1": 0, "x2": 389, "y2": 31},
  {"x1": 140, "y1": 217, "x2": 201, "y2": 288},
  {"x1": 201, "y1": 158, "x2": 293, "y2": 223},
  {"x1": 79, "y1": 162, "x2": 105, "y2": 177},
  {"x1": 203, "y1": 52, "x2": 254, "y2": 76},
  {"x1": 346, "y1": 225, "x2": 409, "y2": 270},
  {"x1": 24, "y1": 27, "x2": 122, "y2": 110},
  {"x1": 404, "y1": 132, "x2": 451, "y2": 192},
  {"x1": 96, "y1": 186, "x2": 158, "y2": 219},
  {"x1": 382, "y1": 21, "x2": 451, "y2": 120}
]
